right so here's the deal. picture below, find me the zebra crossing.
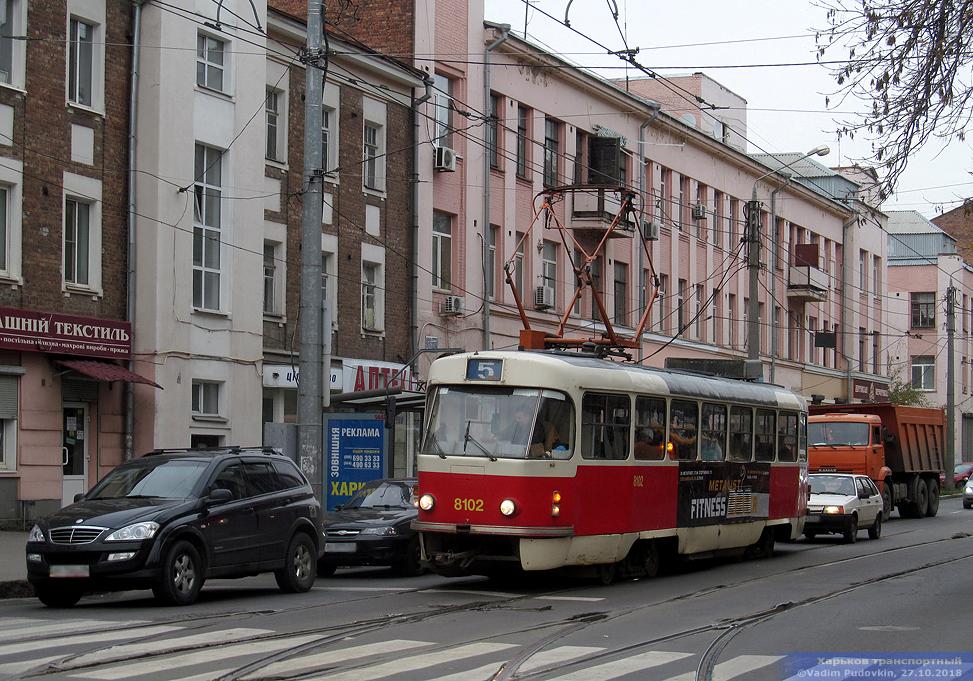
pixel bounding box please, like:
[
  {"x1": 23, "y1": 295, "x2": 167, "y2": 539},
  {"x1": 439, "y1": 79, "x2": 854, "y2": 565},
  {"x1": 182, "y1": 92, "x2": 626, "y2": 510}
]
[{"x1": 0, "y1": 615, "x2": 808, "y2": 681}]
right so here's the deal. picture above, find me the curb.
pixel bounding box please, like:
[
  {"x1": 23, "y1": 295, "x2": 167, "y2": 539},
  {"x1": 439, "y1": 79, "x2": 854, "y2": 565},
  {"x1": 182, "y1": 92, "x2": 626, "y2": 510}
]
[{"x1": 0, "y1": 579, "x2": 32, "y2": 599}]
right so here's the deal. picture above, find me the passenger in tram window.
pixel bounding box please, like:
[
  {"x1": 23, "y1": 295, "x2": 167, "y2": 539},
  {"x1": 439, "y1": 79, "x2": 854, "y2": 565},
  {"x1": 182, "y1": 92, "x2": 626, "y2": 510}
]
[
  {"x1": 634, "y1": 424, "x2": 664, "y2": 460},
  {"x1": 700, "y1": 434, "x2": 724, "y2": 461}
]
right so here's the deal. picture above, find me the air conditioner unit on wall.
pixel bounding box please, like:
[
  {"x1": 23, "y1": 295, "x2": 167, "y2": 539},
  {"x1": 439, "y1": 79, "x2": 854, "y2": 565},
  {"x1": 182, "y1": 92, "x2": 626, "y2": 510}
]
[
  {"x1": 433, "y1": 146, "x2": 457, "y2": 172},
  {"x1": 440, "y1": 295, "x2": 464, "y2": 315},
  {"x1": 692, "y1": 203, "x2": 707, "y2": 220},
  {"x1": 534, "y1": 285, "x2": 555, "y2": 310},
  {"x1": 642, "y1": 219, "x2": 660, "y2": 241}
]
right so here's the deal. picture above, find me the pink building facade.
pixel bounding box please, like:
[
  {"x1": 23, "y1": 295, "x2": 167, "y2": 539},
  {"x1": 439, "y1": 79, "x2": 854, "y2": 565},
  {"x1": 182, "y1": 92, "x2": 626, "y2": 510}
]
[{"x1": 412, "y1": 2, "x2": 888, "y2": 407}]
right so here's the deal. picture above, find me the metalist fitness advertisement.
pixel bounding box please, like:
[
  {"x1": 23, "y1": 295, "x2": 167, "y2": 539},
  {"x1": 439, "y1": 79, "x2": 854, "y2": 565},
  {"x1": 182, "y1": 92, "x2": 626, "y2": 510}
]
[{"x1": 677, "y1": 461, "x2": 771, "y2": 527}]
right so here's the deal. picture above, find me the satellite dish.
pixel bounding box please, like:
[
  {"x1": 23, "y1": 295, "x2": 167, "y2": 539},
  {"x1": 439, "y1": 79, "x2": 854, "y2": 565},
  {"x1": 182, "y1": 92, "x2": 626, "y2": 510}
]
[{"x1": 679, "y1": 113, "x2": 697, "y2": 128}]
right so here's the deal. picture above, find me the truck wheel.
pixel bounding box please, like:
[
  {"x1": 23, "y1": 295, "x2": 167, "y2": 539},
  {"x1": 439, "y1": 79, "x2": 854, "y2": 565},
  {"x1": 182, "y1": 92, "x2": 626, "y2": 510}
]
[
  {"x1": 868, "y1": 514, "x2": 882, "y2": 540},
  {"x1": 924, "y1": 479, "x2": 940, "y2": 517},
  {"x1": 843, "y1": 516, "x2": 858, "y2": 544},
  {"x1": 914, "y1": 479, "x2": 929, "y2": 517},
  {"x1": 880, "y1": 483, "x2": 893, "y2": 520}
]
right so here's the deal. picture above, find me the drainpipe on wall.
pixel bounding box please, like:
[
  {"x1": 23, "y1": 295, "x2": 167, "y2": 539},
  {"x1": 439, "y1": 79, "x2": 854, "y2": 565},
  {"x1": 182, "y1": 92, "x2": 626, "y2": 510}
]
[
  {"x1": 637, "y1": 108, "x2": 661, "y2": 363},
  {"x1": 124, "y1": 0, "x2": 144, "y2": 461},
  {"x1": 768, "y1": 179, "x2": 789, "y2": 384},
  {"x1": 412, "y1": 77, "x2": 434, "y2": 364},
  {"x1": 482, "y1": 24, "x2": 509, "y2": 351},
  {"x1": 841, "y1": 212, "x2": 858, "y2": 401}
]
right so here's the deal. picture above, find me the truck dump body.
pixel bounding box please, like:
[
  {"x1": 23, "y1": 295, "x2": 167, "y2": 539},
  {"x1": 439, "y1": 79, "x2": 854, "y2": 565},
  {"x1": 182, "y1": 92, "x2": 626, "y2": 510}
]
[{"x1": 808, "y1": 403, "x2": 944, "y2": 475}]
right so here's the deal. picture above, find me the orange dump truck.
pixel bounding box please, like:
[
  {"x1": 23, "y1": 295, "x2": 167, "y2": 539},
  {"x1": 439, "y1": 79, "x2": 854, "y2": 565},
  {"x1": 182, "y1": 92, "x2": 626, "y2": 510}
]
[{"x1": 808, "y1": 403, "x2": 945, "y2": 519}]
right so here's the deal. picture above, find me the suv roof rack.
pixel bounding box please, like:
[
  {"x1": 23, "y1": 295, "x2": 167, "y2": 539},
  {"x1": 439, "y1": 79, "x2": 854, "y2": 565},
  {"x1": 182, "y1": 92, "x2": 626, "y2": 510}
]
[{"x1": 143, "y1": 446, "x2": 284, "y2": 457}]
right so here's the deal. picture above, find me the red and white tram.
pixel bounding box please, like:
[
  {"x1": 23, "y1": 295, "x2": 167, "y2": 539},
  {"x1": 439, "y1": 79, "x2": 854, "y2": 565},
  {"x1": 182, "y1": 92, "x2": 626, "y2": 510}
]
[{"x1": 414, "y1": 350, "x2": 808, "y2": 579}]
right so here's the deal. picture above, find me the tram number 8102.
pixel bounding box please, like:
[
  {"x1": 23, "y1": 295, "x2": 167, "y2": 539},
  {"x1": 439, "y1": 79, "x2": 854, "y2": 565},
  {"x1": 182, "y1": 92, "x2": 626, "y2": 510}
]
[{"x1": 454, "y1": 497, "x2": 485, "y2": 512}]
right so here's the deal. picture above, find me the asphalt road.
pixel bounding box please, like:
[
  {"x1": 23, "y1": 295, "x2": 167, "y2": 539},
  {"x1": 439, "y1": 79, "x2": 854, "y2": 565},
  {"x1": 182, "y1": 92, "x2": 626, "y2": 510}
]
[{"x1": 3, "y1": 498, "x2": 973, "y2": 681}]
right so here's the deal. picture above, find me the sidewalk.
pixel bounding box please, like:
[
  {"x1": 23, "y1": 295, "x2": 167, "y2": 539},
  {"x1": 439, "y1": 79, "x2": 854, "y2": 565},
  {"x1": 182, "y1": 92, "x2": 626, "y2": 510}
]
[{"x1": 0, "y1": 531, "x2": 31, "y2": 598}]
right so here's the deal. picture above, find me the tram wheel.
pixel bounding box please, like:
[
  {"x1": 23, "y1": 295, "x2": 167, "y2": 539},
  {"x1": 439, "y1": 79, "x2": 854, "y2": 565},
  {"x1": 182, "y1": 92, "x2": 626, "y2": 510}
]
[
  {"x1": 596, "y1": 563, "x2": 617, "y2": 585},
  {"x1": 642, "y1": 542, "x2": 660, "y2": 579}
]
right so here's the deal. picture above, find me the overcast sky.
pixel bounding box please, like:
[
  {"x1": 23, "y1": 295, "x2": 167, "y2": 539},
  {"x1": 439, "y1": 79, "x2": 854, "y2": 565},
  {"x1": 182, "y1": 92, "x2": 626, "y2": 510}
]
[{"x1": 484, "y1": 0, "x2": 972, "y2": 219}]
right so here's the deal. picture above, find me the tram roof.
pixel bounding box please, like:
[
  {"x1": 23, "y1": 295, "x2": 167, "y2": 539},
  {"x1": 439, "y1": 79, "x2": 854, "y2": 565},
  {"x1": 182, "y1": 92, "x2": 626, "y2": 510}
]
[{"x1": 433, "y1": 351, "x2": 805, "y2": 411}]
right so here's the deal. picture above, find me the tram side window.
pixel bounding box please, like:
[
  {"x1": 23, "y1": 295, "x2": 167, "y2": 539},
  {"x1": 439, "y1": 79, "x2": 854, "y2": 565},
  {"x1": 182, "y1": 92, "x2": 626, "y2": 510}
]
[
  {"x1": 535, "y1": 392, "x2": 575, "y2": 460},
  {"x1": 728, "y1": 406, "x2": 753, "y2": 462},
  {"x1": 754, "y1": 409, "x2": 777, "y2": 462},
  {"x1": 778, "y1": 412, "x2": 798, "y2": 462},
  {"x1": 700, "y1": 403, "x2": 727, "y2": 461},
  {"x1": 634, "y1": 396, "x2": 666, "y2": 460},
  {"x1": 581, "y1": 393, "x2": 631, "y2": 460},
  {"x1": 668, "y1": 400, "x2": 698, "y2": 461},
  {"x1": 799, "y1": 413, "x2": 808, "y2": 461}
]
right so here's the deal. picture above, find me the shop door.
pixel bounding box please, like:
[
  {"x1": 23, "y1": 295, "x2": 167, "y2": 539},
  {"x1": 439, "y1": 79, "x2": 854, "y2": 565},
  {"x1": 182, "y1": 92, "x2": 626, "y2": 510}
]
[{"x1": 61, "y1": 405, "x2": 88, "y2": 507}]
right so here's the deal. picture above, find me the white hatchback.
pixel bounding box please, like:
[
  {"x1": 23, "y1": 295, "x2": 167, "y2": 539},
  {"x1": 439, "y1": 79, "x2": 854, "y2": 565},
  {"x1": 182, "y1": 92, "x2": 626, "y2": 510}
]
[{"x1": 805, "y1": 473, "x2": 884, "y2": 543}]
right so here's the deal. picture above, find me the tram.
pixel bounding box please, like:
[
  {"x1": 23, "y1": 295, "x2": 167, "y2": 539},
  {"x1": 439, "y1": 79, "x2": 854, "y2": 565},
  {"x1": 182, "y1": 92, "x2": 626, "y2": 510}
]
[{"x1": 414, "y1": 350, "x2": 808, "y2": 580}]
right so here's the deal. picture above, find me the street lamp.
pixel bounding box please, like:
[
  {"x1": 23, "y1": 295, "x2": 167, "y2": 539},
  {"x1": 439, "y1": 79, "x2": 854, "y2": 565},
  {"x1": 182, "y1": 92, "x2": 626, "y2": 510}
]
[{"x1": 747, "y1": 145, "x2": 830, "y2": 365}]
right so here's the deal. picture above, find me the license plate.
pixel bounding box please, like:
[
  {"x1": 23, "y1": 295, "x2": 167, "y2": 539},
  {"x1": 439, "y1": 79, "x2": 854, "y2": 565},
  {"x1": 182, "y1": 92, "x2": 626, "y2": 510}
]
[
  {"x1": 325, "y1": 542, "x2": 356, "y2": 553},
  {"x1": 50, "y1": 564, "x2": 89, "y2": 578}
]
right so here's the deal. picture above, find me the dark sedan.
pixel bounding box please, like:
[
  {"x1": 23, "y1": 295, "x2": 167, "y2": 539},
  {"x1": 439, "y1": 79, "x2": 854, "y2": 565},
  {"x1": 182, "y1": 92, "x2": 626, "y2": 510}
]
[{"x1": 317, "y1": 478, "x2": 423, "y2": 577}]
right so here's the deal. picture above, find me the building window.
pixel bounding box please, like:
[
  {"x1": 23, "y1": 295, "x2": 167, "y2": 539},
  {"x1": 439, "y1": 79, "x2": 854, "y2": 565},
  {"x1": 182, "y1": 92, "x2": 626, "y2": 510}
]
[
  {"x1": 486, "y1": 225, "x2": 498, "y2": 300},
  {"x1": 433, "y1": 73, "x2": 453, "y2": 147},
  {"x1": 64, "y1": 198, "x2": 90, "y2": 286},
  {"x1": 859, "y1": 249, "x2": 867, "y2": 294},
  {"x1": 196, "y1": 33, "x2": 226, "y2": 92},
  {"x1": 713, "y1": 190, "x2": 723, "y2": 248},
  {"x1": 0, "y1": 0, "x2": 22, "y2": 86},
  {"x1": 321, "y1": 109, "x2": 333, "y2": 172},
  {"x1": 68, "y1": 18, "x2": 94, "y2": 106},
  {"x1": 516, "y1": 105, "x2": 528, "y2": 179},
  {"x1": 488, "y1": 94, "x2": 500, "y2": 169},
  {"x1": 543, "y1": 118, "x2": 559, "y2": 187},
  {"x1": 658, "y1": 167, "x2": 669, "y2": 223},
  {"x1": 513, "y1": 232, "x2": 525, "y2": 294},
  {"x1": 193, "y1": 144, "x2": 223, "y2": 311},
  {"x1": 0, "y1": 185, "x2": 8, "y2": 271},
  {"x1": 590, "y1": 256, "x2": 602, "y2": 323},
  {"x1": 872, "y1": 256, "x2": 880, "y2": 297},
  {"x1": 265, "y1": 87, "x2": 282, "y2": 162},
  {"x1": 657, "y1": 274, "x2": 669, "y2": 332},
  {"x1": 613, "y1": 262, "x2": 627, "y2": 326},
  {"x1": 321, "y1": 247, "x2": 337, "y2": 327},
  {"x1": 263, "y1": 242, "x2": 280, "y2": 315},
  {"x1": 712, "y1": 293, "x2": 721, "y2": 344},
  {"x1": 872, "y1": 331, "x2": 880, "y2": 375},
  {"x1": 910, "y1": 292, "x2": 935, "y2": 328},
  {"x1": 728, "y1": 293, "x2": 737, "y2": 347},
  {"x1": 911, "y1": 355, "x2": 935, "y2": 391},
  {"x1": 361, "y1": 260, "x2": 383, "y2": 332},
  {"x1": 677, "y1": 279, "x2": 687, "y2": 332},
  {"x1": 191, "y1": 380, "x2": 220, "y2": 415},
  {"x1": 363, "y1": 123, "x2": 381, "y2": 190},
  {"x1": 574, "y1": 130, "x2": 587, "y2": 184},
  {"x1": 695, "y1": 284, "x2": 704, "y2": 340},
  {"x1": 728, "y1": 198, "x2": 738, "y2": 246},
  {"x1": 432, "y1": 211, "x2": 451, "y2": 290},
  {"x1": 542, "y1": 241, "x2": 557, "y2": 306}
]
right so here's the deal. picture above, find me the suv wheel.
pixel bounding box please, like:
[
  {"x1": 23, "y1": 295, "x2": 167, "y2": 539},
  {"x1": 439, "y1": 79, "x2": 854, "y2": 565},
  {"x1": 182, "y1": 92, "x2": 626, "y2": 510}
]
[
  {"x1": 34, "y1": 582, "x2": 83, "y2": 608},
  {"x1": 153, "y1": 539, "x2": 204, "y2": 606},
  {"x1": 275, "y1": 533, "x2": 316, "y2": 593}
]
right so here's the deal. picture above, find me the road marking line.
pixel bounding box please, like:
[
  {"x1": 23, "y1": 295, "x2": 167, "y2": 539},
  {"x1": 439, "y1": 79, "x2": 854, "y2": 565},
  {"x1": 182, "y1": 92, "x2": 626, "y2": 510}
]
[
  {"x1": 69, "y1": 634, "x2": 322, "y2": 680},
  {"x1": 519, "y1": 646, "x2": 604, "y2": 673},
  {"x1": 301, "y1": 642, "x2": 519, "y2": 681},
  {"x1": 665, "y1": 654, "x2": 781, "y2": 681},
  {"x1": 0, "y1": 620, "x2": 147, "y2": 643},
  {"x1": 60, "y1": 628, "x2": 274, "y2": 670},
  {"x1": 312, "y1": 586, "x2": 409, "y2": 591},
  {"x1": 424, "y1": 662, "x2": 505, "y2": 681},
  {"x1": 535, "y1": 595, "x2": 605, "y2": 602},
  {"x1": 423, "y1": 589, "x2": 521, "y2": 598},
  {"x1": 552, "y1": 650, "x2": 694, "y2": 680},
  {"x1": 0, "y1": 654, "x2": 62, "y2": 675},
  {"x1": 0, "y1": 625, "x2": 183, "y2": 658},
  {"x1": 243, "y1": 639, "x2": 430, "y2": 678}
]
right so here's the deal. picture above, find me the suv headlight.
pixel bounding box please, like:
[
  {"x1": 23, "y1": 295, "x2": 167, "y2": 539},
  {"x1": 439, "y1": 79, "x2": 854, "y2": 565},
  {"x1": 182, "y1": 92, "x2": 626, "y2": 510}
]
[
  {"x1": 105, "y1": 521, "x2": 160, "y2": 542},
  {"x1": 28, "y1": 525, "x2": 45, "y2": 543},
  {"x1": 360, "y1": 526, "x2": 397, "y2": 536}
]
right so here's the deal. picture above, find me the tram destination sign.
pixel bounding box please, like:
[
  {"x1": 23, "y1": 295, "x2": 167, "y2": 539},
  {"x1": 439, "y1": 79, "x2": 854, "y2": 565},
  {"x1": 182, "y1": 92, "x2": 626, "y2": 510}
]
[
  {"x1": 677, "y1": 461, "x2": 771, "y2": 527},
  {"x1": 0, "y1": 306, "x2": 131, "y2": 359}
]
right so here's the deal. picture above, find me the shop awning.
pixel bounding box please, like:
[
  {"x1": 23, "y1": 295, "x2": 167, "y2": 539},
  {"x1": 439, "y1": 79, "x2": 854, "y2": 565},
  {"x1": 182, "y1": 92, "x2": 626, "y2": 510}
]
[{"x1": 56, "y1": 359, "x2": 163, "y2": 389}]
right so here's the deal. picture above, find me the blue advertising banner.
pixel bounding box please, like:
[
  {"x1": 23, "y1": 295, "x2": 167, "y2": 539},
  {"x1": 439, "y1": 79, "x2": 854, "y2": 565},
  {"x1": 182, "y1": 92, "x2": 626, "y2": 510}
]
[{"x1": 324, "y1": 415, "x2": 387, "y2": 511}]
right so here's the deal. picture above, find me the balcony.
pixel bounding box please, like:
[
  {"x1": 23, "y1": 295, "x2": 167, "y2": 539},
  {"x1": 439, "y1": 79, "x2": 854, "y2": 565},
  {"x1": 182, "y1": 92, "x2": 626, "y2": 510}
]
[
  {"x1": 569, "y1": 187, "x2": 636, "y2": 238},
  {"x1": 787, "y1": 265, "x2": 829, "y2": 303}
]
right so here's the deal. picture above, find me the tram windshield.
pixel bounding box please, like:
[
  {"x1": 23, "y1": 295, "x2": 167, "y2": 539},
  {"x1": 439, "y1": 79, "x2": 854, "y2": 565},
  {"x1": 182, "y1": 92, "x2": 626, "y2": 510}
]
[
  {"x1": 808, "y1": 421, "x2": 869, "y2": 447},
  {"x1": 420, "y1": 386, "x2": 575, "y2": 460}
]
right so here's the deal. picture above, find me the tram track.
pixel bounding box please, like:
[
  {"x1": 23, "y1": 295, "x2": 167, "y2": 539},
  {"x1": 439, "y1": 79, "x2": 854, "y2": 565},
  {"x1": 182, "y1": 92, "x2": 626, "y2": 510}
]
[{"x1": 20, "y1": 528, "x2": 973, "y2": 680}]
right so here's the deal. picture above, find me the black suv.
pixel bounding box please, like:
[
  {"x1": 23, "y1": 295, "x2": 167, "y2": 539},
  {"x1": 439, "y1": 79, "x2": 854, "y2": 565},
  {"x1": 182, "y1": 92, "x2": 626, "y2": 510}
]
[{"x1": 26, "y1": 447, "x2": 321, "y2": 607}]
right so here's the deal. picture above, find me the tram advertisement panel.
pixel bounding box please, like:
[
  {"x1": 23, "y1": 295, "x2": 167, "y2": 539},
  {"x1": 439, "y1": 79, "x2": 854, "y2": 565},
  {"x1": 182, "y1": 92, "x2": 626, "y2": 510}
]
[{"x1": 677, "y1": 462, "x2": 771, "y2": 526}]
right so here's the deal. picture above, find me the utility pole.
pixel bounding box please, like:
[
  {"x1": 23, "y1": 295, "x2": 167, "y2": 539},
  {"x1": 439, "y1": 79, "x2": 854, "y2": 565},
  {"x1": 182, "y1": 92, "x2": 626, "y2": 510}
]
[
  {"x1": 298, "y1": 0, "x2": 325, "y2": 504},
  {"x1": 746, "y1": 198, "x2": 761, "y2": 362},
  {"x1": 946, "y1": 282, "x2": 956, "y2": 489}
]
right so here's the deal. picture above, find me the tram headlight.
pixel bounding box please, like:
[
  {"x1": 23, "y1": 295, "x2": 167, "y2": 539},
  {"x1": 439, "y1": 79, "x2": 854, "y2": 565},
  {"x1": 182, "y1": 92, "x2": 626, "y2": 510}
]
[
  {"x1": 823, "y1": 505, "x2": 844, "y2": 514},
  {"x1": 418, "y1": 494, "x2": 435, "y2": 511},
  {"x1": 499, "y1": 499, "x2": 516, "y2": 516}
]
